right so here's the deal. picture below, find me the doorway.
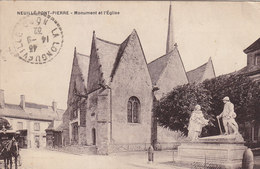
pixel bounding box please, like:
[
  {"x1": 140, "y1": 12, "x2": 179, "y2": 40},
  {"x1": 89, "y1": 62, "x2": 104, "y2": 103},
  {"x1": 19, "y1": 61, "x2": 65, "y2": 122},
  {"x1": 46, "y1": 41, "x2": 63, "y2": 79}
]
[{"x1": 92, "y1": 128, "x2": 96, "y2": 145}]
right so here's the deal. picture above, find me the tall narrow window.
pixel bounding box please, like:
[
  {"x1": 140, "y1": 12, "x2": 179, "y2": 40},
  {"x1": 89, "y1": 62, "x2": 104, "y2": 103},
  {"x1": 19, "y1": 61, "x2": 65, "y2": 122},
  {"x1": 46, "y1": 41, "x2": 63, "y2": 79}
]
[
  {"x1": 255, "y1": 54, "x2": 260, "y2": 66},
  {"x1": 34, "y1": 122, "x2": 40, "y2": 131},
  {"x1": 127, "y1": 96, "x2": 140, "y2": 123}
]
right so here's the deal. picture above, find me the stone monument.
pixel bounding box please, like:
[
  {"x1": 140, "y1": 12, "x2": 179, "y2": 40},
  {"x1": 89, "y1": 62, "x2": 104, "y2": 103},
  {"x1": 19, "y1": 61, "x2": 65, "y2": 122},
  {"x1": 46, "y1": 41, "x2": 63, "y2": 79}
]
[
  {"x1": 175, "y1": 99, "x2": 247, "y2": 169},
  {"x1": 188, "y1": 105, "x2": 209, "y2": 141}
]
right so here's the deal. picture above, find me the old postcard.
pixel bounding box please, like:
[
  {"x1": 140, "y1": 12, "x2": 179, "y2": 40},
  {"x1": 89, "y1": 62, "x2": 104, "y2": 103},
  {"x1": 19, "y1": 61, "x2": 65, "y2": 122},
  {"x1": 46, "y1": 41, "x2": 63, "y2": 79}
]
[{"x1": 0, "y1": 1, "x2": 259, "y2": 169}]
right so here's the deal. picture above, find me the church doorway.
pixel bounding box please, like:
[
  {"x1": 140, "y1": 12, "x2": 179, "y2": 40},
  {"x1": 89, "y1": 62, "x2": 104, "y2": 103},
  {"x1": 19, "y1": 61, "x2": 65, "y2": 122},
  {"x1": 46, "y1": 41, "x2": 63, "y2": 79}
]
[
  {"x1": 71, "y1": 122, "x2": 79, "y2": 144},
  {"x1": 92, "y1": 128, "x2": 96, "y2": 145}
]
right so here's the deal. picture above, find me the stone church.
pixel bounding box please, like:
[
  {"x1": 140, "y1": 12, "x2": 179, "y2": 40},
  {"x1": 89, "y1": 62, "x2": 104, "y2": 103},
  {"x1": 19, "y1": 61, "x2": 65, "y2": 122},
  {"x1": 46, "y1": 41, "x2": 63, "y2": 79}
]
[{"x1": 62, "y1": 4, "x2": 216, "y2": 154}]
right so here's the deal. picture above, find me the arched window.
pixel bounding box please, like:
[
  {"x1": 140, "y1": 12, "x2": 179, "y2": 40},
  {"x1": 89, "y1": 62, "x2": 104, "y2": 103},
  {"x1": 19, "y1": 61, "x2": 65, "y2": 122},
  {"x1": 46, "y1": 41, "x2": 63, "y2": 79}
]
[{"x1": 127, "y1": 96, "x2": 140, "y2": 123}]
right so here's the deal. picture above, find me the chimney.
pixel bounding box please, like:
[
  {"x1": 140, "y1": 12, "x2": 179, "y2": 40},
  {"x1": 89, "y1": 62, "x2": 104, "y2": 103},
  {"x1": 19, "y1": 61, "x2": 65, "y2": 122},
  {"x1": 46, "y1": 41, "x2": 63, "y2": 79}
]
[
  {"x1": 52, "y1": 101, "x2": 57, "y2": 112},
  {"x1": 0, "y1": 89, "x2": 5, "y2": 108},
  {"x1": 20, "y1": 95, "x2": 25, "y2": 109}
]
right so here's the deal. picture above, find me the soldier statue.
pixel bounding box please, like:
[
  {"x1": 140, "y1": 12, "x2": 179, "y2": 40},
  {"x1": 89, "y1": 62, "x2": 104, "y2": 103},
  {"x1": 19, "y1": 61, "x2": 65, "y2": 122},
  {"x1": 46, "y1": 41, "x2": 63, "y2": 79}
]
[{"x1": 217, "y1": 96, "x2": 239, "y2": 135}]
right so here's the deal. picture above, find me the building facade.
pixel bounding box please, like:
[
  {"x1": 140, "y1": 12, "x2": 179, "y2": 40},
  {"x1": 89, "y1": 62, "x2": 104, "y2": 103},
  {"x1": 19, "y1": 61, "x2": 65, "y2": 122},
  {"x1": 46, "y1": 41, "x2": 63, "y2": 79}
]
[
  {"x1": 0, "y1": 90, "x2": 64, "y2": 148},
  {"x1": 242, "y1": 38, "x2": 260, "y2": 81},
  {"x1": 238, "y1": 38, "x2": 260, "y2": 144}
]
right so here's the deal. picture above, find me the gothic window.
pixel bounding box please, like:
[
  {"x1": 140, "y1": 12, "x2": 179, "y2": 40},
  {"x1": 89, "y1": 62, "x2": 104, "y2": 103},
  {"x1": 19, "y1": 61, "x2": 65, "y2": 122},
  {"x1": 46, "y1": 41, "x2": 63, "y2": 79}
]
[{"x1": 127, "y1": 96, "x2": 140, "y2": 123}]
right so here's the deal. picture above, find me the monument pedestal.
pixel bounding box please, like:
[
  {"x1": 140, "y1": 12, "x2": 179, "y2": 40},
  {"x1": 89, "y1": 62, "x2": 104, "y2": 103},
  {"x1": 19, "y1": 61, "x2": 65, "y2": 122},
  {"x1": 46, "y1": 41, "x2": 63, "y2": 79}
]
[{"x1": 175, "y1": 135, "x2": 246, "y2": 169}]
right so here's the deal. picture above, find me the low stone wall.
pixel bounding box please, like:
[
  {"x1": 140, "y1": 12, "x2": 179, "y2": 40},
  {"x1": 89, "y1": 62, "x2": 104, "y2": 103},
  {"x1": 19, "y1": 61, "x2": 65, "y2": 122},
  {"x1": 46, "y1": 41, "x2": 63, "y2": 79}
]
[
  {"x1": 48, "y1": 145, "x2": 97, "y2": 155},
  {"x1": 48, "y1": 142, "x2": 181, "y2": 155},
  {"x1": 108, "y1": 143, "x2": 151, "y2": 153},
  {"x1": 108, "y1": 142, "x2": 180, "y2": 153},
  {"x1": 155, "y1": 142, "x2": 181, "y2": 150}
]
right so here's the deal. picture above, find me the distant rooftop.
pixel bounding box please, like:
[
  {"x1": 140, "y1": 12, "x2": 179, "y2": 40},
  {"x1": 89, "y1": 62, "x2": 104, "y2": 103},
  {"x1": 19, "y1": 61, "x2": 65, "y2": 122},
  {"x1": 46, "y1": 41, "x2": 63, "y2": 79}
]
[{"x1": 0, "y1": 91, "x2": 65, "y2": 121}]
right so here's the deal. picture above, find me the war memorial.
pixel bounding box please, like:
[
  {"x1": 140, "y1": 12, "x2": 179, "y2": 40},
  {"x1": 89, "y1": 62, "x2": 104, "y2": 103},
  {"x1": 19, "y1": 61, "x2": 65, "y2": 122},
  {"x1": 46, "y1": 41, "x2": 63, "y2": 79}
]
[{"x1": 174, "y1": 97, "x2": 250, "y2": 169}]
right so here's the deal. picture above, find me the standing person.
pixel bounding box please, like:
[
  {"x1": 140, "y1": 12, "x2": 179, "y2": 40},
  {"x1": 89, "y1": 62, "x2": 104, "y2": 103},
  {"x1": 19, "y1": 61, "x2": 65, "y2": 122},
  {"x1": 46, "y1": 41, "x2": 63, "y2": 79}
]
[
  {"x1": 217, "y1": 96, "x2": 239, "y2": 135},
  {"x1": 188, "y1": 105, "x2": 209, "y2": 141}
]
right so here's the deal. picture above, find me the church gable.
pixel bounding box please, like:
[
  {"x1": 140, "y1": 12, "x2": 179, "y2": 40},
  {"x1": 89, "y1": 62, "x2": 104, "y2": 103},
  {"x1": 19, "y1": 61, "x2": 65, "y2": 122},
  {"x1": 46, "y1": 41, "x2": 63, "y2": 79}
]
[
  {"x1": 154, "y1": 47, "x2": 188, "y2": 99},
  {"x1": 201, "y1": 57, "x2": 216, "y2": 82},
  {"x1": 86, "y1": 32, "x2": 120, "y2": 93},
  {"x1": 187, "y1": 63, "x2": 207, "y2": 84},
  {"x1": 111, "y1": 30, "x2": 152, "y2": 88},
  {"x1": 187, "y1": 57, "x2": 216, "y2": 84},
  {"x1": 67, "y1": 48, "x2": 89, "y2": 106},
  {"x1": 110, "y1": 30, "x2": 153, "y2": 143}
]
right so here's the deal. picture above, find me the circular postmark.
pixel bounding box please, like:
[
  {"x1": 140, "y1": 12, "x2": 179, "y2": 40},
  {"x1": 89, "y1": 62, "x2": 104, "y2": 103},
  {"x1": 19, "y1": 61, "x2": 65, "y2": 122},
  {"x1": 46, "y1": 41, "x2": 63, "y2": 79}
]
[{"x1": 12, "y1": 14, "x2": 64, "y2": 64}]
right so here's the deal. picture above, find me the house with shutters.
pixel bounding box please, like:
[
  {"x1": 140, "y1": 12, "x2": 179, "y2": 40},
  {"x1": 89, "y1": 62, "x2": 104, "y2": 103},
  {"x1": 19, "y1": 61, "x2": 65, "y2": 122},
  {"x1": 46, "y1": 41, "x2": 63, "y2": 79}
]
[
  {"x1": 239, "y1": 38, "x2": 260, "y2": 81},
  {"x1": 0, "y1": 90, "x2": 64, "y2": 148},
  {"x1": 234, "y1": 38, "x2": 260, "y2": 144}
]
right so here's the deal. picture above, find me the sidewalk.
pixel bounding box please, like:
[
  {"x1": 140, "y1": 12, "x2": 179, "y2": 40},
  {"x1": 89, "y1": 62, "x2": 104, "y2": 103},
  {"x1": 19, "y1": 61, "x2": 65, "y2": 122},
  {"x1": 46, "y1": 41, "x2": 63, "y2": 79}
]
[
  {"x1": 110, "y1": 150, "x2": 260, "y2": 169},
  {"x1": 110, "y1": 150, "x2": 189, "y2": 169}
]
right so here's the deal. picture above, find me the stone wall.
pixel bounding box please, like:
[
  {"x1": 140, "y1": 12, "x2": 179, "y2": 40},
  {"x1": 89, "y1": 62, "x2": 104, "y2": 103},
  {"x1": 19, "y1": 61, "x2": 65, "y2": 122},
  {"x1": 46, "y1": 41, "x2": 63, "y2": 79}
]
[
  {"x1": 85, "y1": 91, "x2": 95, "y2": 145},
  {"x1": 110, "y1": 31, "x2": 153, "y2": 146},
  {"x1": 62, "y1": 110, "x2": 70, "y2": 146},
  {"x1": 108, "y1": 143, "x2": 151, "y2": 153}
]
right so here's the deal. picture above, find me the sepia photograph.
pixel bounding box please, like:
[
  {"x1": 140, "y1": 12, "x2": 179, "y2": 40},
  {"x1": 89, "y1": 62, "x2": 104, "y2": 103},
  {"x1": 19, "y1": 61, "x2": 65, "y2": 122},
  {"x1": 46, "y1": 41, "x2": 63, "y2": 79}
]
[{"x1": 0, "y1": 1, "x2": 259, "y2": 168}]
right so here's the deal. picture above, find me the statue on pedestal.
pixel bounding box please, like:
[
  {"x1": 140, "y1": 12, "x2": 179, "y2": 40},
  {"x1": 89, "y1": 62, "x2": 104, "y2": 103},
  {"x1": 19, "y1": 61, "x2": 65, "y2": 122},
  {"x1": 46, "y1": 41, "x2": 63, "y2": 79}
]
[
  {"x1": 217, "y1": 96, "x2": 239, "y2": 135},
  {"x1": 188, "y1": 105, "x2": 209, "y2": 141}
]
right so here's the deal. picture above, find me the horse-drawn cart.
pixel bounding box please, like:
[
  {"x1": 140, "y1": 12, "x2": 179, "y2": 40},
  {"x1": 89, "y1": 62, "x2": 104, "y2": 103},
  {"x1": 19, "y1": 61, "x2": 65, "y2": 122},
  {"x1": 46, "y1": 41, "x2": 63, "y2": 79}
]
[{"x1": 0, "y1": 118, "x2": 21, "y2": 169}]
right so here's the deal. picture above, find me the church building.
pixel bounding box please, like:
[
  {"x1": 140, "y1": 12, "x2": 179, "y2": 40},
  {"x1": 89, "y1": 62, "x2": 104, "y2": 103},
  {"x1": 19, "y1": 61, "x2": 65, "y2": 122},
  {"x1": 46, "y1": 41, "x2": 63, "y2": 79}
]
[{"x1": 62, "y1": 4, "x2": 216, "y2": 154}]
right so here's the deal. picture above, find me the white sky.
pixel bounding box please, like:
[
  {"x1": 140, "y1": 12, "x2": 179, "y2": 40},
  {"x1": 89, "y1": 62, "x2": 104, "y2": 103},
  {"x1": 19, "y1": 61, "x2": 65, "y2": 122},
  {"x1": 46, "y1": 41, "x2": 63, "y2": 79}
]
[{"x1": 0, "y1": 1, "x2": 260, "y2": 109}]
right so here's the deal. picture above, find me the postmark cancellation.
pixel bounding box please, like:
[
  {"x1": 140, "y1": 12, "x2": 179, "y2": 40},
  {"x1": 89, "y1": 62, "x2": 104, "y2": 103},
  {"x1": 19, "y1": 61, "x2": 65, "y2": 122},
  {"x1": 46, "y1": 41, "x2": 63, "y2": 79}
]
[{"x1": 12, "y1": 14, "x2": 64, "y2": 64}]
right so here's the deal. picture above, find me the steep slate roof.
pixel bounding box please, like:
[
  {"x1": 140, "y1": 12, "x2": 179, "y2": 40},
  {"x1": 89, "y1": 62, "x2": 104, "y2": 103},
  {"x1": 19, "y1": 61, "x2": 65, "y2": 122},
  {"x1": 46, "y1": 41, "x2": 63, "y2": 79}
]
[
  {"x1": 187, "y1": 62, "x2": 207, "y2": 84},
  {"x1": 0, "y1": 103, "x2": 64, "y2": 121},
  {"x1": 76, "y1": 52, "x2": 89, "y2": 89},
  {"x1": 148, "y1": 52, "x2": 171, "y2": 85},
  {"x1": 89, "y1": 30, "x2": 143, "y2": 86},
  {"x1": 67, "y1": 50, "x2": 89, "y2": 106},
  {"x1": 187, "y1": 57, "x2": 216, "y2": 84},
  {"x1": 244, "y1": 38, "x2": 260, "y2": 54},
  {"x1": 94, "y1": 37, "x2": 120, "y2": 84},
  {"x1": 110, "y1": 35, "x2": 131, "y2": 80},
  {"x1": 148, "y1": 47, "x2": 188, "y2": 86}
]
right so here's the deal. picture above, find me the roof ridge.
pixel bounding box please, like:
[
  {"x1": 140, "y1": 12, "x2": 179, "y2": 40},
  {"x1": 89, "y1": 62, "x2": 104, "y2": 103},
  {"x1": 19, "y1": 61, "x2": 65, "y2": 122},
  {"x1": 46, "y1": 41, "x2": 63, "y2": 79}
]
[
  {"x1": 173, "y1": 47, "x2": 189, "y2": 82},
  {"x1": 187, "y1": 62, "x2": 207, "y2": 73},
  {"x1": 25, "y1": 102, "x2": 49, "y2": 107},
  {"x1": 206, "y1": 57, "x2": 216, "y2": 78},
  {"x1": 96, "y1": 37, "x2": 120, "y2": 46},
  {"x1": 110, "y1": 33, "x2": 132, "y2": 80},
  {"x1": 244, "y1": 37, "x2": 260, "y2": 54},
  {"x1": 76, "y1": 52, "x2": 89, "y2": 58},
  {"x1": 148, "y1": 48, "x2": 175, "y2": 65}
]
